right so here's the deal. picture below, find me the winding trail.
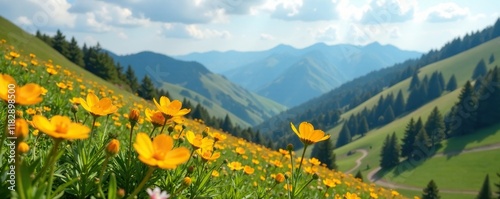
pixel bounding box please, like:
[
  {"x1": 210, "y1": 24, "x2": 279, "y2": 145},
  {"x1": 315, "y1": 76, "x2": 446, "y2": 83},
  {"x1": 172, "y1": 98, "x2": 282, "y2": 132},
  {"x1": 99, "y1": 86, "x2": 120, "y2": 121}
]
[
  {"x1": 349, "y1": 143, "x2": 500, "y2": 194},
  {"x1": 344, "y1": 149, "x2": 368, "y2": 174}
]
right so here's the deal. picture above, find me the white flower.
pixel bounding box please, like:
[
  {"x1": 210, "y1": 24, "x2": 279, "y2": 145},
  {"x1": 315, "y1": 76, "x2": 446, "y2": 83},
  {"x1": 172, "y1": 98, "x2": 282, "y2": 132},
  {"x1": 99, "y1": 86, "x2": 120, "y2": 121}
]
[{"x1": 146, "y1": 187, "x2": 170, "y2": 199}]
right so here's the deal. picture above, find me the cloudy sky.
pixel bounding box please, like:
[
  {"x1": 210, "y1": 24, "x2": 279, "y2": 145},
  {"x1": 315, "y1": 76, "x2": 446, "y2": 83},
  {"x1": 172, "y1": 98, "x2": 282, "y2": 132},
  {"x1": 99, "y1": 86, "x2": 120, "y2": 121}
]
[{"x1": 0, "y1": 0, "x2": 498, "y2": 56}]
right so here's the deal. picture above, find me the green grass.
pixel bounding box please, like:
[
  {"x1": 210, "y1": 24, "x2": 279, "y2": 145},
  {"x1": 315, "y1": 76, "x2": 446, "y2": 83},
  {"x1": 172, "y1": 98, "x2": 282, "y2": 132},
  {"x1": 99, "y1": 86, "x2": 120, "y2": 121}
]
[
  {"x1": 382, "y1": 149, "x2": 500, "y2": 190},
  {"x1": 437, "y1": 122, "x2": 500, "y2": 153},
  {"x1": 337, "y1": 151, "x2": 363, "y2": 172},
  {"x1": 397, "y1": 189, "x2": 473, "y2": 199}
]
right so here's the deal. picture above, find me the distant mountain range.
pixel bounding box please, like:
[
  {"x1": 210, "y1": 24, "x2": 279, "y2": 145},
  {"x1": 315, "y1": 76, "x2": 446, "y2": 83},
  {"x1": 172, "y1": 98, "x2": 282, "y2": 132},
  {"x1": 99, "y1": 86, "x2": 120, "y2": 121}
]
[
  {"x1": 176, "y1": 42, "x2": 422, "y2": 107},
  {"x1": 107, "y1": 51, "x2": 286, "y2": 127}
]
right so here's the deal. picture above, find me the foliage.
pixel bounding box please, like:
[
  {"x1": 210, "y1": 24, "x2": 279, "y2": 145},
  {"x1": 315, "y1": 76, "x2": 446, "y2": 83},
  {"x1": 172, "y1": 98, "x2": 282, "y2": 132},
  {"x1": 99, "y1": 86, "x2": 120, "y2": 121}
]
[
  {"x1": 422, "y1": 180, "x2": 441, "y2": 199},
  {"x1": 477, "y1": 174, "x2": 493, "y2": 199}
]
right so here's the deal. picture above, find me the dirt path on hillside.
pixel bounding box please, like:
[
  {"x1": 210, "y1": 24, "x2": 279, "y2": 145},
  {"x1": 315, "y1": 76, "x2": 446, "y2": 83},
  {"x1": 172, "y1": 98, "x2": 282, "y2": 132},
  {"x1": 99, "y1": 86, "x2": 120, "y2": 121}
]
[
  {"x1": 345, "y1": 149, "x2": 368, "y2": 174},
  {"x1": 359, "y1": 143, "x2": 500, "y2": 195}
]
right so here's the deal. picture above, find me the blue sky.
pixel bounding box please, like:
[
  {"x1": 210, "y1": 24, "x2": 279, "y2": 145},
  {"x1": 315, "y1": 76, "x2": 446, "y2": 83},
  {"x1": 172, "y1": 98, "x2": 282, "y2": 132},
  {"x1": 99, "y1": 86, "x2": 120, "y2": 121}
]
[{"x1": 0, "y1": 0, "x2": 498, "y2": 55}]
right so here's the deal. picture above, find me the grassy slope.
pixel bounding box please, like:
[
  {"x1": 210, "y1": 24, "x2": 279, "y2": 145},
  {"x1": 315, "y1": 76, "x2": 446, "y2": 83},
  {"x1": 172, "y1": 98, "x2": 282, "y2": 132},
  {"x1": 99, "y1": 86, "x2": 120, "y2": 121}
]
[
  {"x1": 0, "y1": 17, "x2": 137, "y2": 100},
  {"x1": 200, "y1": 73, "x2": 287, "y2": 125},
  {"x1": 383, "y1": 149, "x2": 500, "y2": 190},
  {"x1": 336, "y1": 151, "x2": 363, "y2": 172},
  {"x1": 328, "y1": 37, "x2": 500, "y2": 191},
  {"x1": 397, "y1": 189, "x2": 472, "y2": 199},
  {"x1": 160, "y1": 81, "x2": 251, "y2": 127}
]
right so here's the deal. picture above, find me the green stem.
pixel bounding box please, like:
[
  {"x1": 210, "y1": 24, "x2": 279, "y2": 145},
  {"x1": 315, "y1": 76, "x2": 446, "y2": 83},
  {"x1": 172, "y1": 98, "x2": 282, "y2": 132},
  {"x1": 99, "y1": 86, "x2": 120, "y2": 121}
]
[
  {"x1": 73, "y1": 112, "x2": 78, "y2": 123},
  {"x1": 126, "y1": 167, "x2": 155, "y2": 199},
  {"x1": 289, "y1": 149, "x2": 295, "y2": 199},
  {"x1": 294, "y1": 177, "x2": 315, "y2": 197},
  {"x1": 16, "y1": 147, "x2": 27, "y2": 199},
  {"x1": 293, "y1": 145, "x2": 308, "y2": 197},
  {"x1": 33, "y1": 139, "x2": 60, "y2": 183},
  {"x1": 97, "y1": 156, "x2": 110, "y2": 198},
  {"x1": 90, "y1": 116, "x2": 97, "y2": 142},
  {"x1": 101, "y1": 115, "x2": 110, "y2": 143},
  {"x1": 149, "y1": 126, "x2": 157, "y2": 138},
  {"x1": 159, "y1": 118, "x2": 168, "y2": 134},
  {"x1": 46, "y1": 140, "x2": 62, "y2": 198},
  {"x1": 128, "y1": 124, "x2": 135, "y2": 166}
]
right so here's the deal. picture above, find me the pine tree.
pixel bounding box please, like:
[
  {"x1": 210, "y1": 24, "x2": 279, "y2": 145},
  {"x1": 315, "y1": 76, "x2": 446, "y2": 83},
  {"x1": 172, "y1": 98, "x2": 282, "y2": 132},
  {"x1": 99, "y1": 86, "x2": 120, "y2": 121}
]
[
  {"x1": 383, "y1": 105, "x2": 395, "y2": 124},
  {"x1": 473, "y1": 59, "x2": 488, "y2": 80},
  {"x1": 394, "y1": 90, "x2": 406, "y2": 116},
  {"x1": 476, "y1": 68, "x2": 500, "y2": 128},
  {"x1": 438, "y1": 72, "x2": 446, "y2": 92},
  {"x1": 66, "y1": 37, "x2": 84, "y2": 67},
  {"x1": 422, "y1": 180, "x2": 441, "y2": 199},
  {"x1": 83, "y1": 43, "x2": 119, "y2": 81},
  {"x1": 409, "y1": 72, "x2": 420, "y2": 91},
  {"x1": 489, "y1": 54, "x2": 495, "y2": 64},
  {"x1": 495, "y1": 173, "x2": 500, "y2": 199},
  {"x1": 311, "y1": 138, "x2": 338, "y2": 170},
  {"x1": 380, "y1": 133, "x2": 400, "y2": 169},
  {"x1": 138, "y1": 75, "x2": 157, "y2": 100},
  {"x1": 375, "y1": 95, "x2": 386, "y2": 118},
  {"x1": 428, "y1": 72, "x2": 443, "y2": 100},
  {"x1": 347, "y1": 115, "x2": 359, "y2": 136},
  {"x1": 354, "y1": 170, "x2": 363, "y2": 182},
  {"x1": 424, "y1": 107, "x2": 445, "y2": 147},
  {"x1": 336, "y1": 123, "x2": 351, "y2": 148},
  {"x1": 358, "y1": 116, "x2": 369, "y2": 136},
  {"x1": 414, "y1": 127, "x2": 431, "y2": 152},
  {"x1": 449, "y1": 81, "x2": 477, "y2": 136},
  {"x1": 446, "y1": 75, "x2": 458, "y2": 91},
  {"x1": 221, "y1": 114, "x2": 233, "y2": 133},
  {"x1": 477, "y1": 174, "x2": 492, "y2": 199},
  {"x1": 125, "y1": 65, "x2": 140, "y2": 93},
  {"x1": 52, "y1": 30, "x2": 69, "y2": 57},
  {"x1": 401, "y1": 118, "x2": 417, "y2": 158}
]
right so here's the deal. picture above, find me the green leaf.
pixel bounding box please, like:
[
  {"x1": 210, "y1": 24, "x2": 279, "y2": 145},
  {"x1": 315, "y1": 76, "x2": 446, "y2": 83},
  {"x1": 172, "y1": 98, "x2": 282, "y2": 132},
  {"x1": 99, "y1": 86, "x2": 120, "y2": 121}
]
[{"x1": 108, "y1": 173, "x2": 117, "y2": 199}]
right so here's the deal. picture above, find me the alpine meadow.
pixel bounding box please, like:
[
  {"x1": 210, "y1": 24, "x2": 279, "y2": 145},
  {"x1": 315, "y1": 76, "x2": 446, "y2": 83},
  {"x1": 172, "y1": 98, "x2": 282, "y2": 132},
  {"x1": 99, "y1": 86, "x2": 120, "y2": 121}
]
[{"x1": 1, "y1": 1, "x2": 500, "y2": 199}]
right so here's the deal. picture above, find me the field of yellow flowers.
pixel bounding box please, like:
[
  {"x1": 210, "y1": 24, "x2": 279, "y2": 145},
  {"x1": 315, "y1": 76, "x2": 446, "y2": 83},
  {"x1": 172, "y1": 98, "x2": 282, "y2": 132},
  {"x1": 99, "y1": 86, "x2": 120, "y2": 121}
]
[{"x1": 0, "y1": 39, "x2": 410, "y2": 199}]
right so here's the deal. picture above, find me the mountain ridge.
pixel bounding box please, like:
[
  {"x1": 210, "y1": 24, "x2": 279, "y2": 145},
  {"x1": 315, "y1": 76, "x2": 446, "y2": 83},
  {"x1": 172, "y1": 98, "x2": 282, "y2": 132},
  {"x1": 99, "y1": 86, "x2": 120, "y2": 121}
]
[{"x1": 107, "y1": 50, "x2": 287, "y2": 126}]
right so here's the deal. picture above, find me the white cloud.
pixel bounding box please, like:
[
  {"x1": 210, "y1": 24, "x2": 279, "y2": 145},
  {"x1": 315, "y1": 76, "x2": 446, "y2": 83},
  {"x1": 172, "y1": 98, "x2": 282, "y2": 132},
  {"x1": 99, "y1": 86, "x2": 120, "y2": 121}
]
[
  {"x1": 0, "y1": 0, "x2": 76, "y2": 29},
  {"x1": 312, "y1": 26, "x2": 338, "y2": 42},
  {"x1": 16, "y1": 16, "x2": 32, "y2": 26},
  {"x1": 117, "y1": 32, "x2": 128, "y2": 39},
  {"x1": 389, "y1": 27, "x2": 401, "y2": 39},
  {"x1": 271, "y1": 0, "x2": 339, "y2": 21},
  {"x1": 260, "y1": 33, "x2": 275, "y2": 40},
  {"x1": 360, "y1": 0, "x2": 417, "y2": 24},
  {"x1": 425, "y1": 2, "x2": 470, "y2": 23},
  {"x1": 160, "y1": 23, "x2": 231, "y2": 39},
  {"x1": 104, "y1": 0, "x2": 266, "y2": 24}
]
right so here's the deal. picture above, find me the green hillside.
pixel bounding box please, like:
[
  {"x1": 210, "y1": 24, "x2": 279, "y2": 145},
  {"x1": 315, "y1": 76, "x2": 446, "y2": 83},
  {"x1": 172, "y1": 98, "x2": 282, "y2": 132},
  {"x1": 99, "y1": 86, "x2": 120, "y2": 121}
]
[
  {"x1": 0, "y1": 16, "x2": 138, "y2": 100},
  {"x1": 108, "y1": 51, "x2": 287, "y2": 127},
  {"x1": 329, "y1": 37, "x2": 500, "y2": 196}
]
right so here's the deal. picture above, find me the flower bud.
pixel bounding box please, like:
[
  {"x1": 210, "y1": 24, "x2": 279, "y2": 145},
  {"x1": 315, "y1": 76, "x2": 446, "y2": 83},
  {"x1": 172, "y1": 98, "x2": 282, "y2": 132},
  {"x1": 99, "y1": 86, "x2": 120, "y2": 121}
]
[
  {"x1": 14, "y1": 119, "x2": 29, "y2": 140},
  {"x1": 167, "y1": 126, "x2": 174, "y2": 133},
  {"x1": 183, "y1": 177, "x2": 192, "y2": 186},
  {"x1": 106, "y1": 139, "x2": 120, "y2": 156},
  {"x1": 275, "y1": 173, "x2": 285, "y2": 183},
  {"x1": 17, "y1": 142, "x2": 29, "y2": 154},
  {"x1": 71, "y1": 104, "x2": 79, "y2": 113},
  {"x1": 286, "y1": 144, "x2": 294, "y2": 151},
  {"x1": 117, "y1": 188, "x2": 126, "y2": 198},
  {"x1": 128, "y1": 109, "x2": 140, "y2": 125}
]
